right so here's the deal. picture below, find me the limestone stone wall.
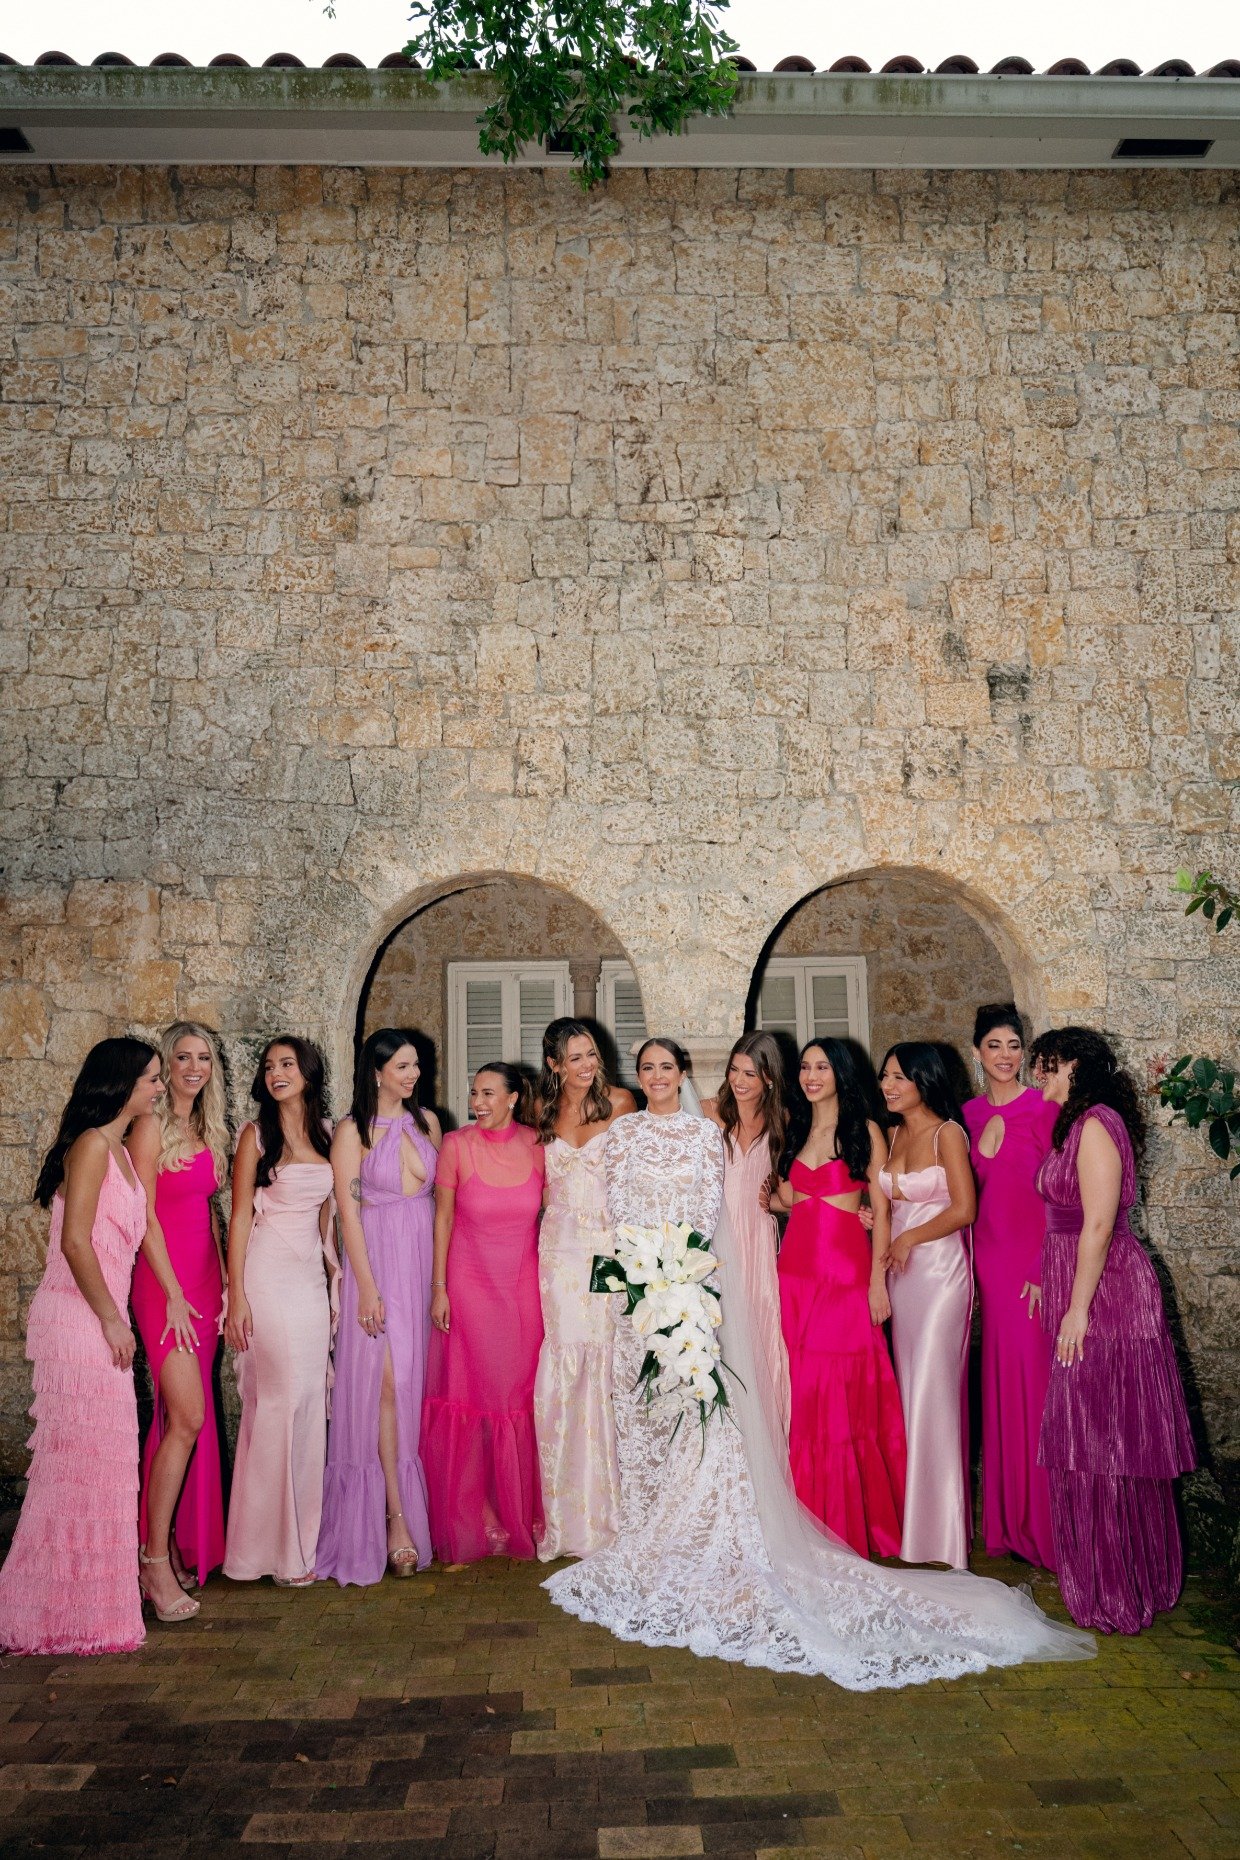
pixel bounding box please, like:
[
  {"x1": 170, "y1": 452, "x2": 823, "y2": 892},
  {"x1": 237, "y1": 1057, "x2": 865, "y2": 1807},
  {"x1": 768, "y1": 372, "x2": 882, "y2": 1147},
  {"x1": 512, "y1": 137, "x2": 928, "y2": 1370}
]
[
  {"x1": 1, "y1": 162, "x2": 1238, "y2": 1474},
  {"x1": 767, "y1": 874, "x2": 1013, "y2": 1064}
]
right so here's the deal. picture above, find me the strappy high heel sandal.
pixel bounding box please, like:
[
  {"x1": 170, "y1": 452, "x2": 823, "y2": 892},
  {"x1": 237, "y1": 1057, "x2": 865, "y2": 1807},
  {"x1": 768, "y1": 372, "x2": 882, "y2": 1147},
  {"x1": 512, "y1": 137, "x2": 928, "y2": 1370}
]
[
  {"x1": 168, "y1": 1537, "x2": 198, "y2": 1594},
  {"x1": 139, "y1": 1549, "x2": 201, "y2": 1623},
  {"x1": 386, "y1": 1512, "x2": 419, "y2": 1579}
]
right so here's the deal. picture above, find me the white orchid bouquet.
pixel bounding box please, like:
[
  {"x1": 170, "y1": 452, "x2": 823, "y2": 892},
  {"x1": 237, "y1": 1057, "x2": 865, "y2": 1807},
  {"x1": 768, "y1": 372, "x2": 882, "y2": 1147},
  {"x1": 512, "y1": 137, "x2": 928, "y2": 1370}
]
[{"x1": 591, "y1": 1220, "x2": 732, "y2": 1435}]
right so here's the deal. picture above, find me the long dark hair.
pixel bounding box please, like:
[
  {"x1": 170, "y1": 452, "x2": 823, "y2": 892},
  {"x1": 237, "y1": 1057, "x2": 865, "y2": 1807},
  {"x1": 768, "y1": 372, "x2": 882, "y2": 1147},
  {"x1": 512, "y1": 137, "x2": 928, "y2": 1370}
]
[
  {"x1": 473, "y1": 1060, "x2": 535, "y2": 1128},
  {"x1": 251, "y1": 1035, "x2": 333, "y2": 1186},
  {"x1": 715, "y1": 1031, "x2": 788, "y2": 1164},
  {"x1": 35, "y1": 1036, "x2": 158, "y2": 1208},
  {"x1": 972, "y1": 1001, "x2": 1026, "y2": 1048},
  {"x1": 781, "y1": 1038, "x2": 881, "y2": 1182},
  {"x1": 878, "y1": 1041, "x2": 964, "y2": 1130},
  {"x1": 537, "y1": 1018, "x2": 613, "y2": 1144},
  {"x1": 351, "y1": 1026, "x2": 429, "y2": 1150},
  {"x1": 1028, "y1": 1025, "x2": 1146, "y2": 1162}
]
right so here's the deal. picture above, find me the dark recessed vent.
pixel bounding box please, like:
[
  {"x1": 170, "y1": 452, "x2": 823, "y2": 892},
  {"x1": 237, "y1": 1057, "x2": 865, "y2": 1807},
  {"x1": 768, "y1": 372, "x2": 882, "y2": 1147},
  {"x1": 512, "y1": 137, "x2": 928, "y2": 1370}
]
[
  {"x1": 545, "y1": 131, "x2": 576, "y2": 155},
  {"x1": 0, "y1": 127, "x2": 32, "y2": 153},
  {"x1": 1113, "y1": 135, "x2": 1213, "y2": 158}
]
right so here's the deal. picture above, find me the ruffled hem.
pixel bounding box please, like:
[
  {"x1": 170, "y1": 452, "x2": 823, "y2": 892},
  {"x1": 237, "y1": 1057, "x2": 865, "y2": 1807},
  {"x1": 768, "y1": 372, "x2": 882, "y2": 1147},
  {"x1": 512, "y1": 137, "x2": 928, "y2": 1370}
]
[
  {"x1": 422, "y1": 1398, "x2": 542, "y2": 1564},
  {"x1": 1048, "y1": 1469, "x2": 1184, "y2": 1633},
  {"x1": 317, "y1": 1456, "x2": 431, "y2": 1585},
  {"x1": 1040, "y1": 1334, "x2": 1197, "y2": 1479}
]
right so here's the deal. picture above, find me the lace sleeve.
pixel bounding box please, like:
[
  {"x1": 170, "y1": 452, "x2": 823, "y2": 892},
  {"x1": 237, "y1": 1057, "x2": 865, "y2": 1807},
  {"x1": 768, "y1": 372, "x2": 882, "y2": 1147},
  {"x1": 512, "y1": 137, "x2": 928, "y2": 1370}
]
[
  {"x1": 602, "y1": 1118, "x2": 630, "y2": 1226},
  {"x1": 696, "y1": 1121, "x2": 725, "y2": 1238}
]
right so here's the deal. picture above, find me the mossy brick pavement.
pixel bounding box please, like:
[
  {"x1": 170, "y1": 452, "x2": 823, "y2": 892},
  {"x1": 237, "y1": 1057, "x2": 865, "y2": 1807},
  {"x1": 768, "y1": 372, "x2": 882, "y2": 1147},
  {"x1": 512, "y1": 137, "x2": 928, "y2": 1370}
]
[{"x1": 0, "y1": 1551, "x2": 1237, "y2": 1860}]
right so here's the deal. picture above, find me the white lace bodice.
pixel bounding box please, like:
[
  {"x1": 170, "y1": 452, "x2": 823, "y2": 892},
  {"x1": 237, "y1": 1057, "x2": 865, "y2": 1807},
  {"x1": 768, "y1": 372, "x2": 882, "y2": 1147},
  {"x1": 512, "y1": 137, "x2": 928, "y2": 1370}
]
[{"x1": 603, "y1": 1110, "x2": 724, "y2": 1237}]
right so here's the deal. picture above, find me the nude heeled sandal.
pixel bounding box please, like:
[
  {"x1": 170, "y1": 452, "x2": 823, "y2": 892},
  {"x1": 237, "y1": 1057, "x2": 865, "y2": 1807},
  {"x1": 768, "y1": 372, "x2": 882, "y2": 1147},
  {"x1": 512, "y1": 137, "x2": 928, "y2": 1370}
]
[
  {"x1": 139, "y1": 1549, "x2": 201, "y2": 1622},
  {"x1": 386, "y1": 1512, "x2": 419, "y2": 1578}
]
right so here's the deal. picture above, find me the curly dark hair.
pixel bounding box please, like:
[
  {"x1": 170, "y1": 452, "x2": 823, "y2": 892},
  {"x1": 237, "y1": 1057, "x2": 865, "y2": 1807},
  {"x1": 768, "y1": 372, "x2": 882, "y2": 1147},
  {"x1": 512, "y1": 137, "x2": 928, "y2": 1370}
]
[
  {"x1": 251, "y1": 1035, "x2": 333, "y2": 1186},
  {"x1": 781, "y1": 1037, "x2": 882, "y2": 1183},
  {"x1": 34, "y1": 1036, "x2": 159, "y2": 1208},
  {"x1": 1028, "y1": 1025, "x2": 1146, "y2": 1162}
]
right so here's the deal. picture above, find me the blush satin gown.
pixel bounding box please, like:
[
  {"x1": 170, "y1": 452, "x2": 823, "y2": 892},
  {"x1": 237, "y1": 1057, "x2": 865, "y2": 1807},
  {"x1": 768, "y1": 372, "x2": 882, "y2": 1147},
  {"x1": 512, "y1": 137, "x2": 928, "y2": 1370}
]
[
  {"x1": 422, "y1": 1121, "x2": 545, "y2": 1564},
  {"x1": 964, "y1": 1089, "x2": 1057, "y2": 1569},
  {"x1": 882, "y1": 1124, "x2": 973, "y2": 1569},
  {"x1": 317, "y1": 1113, "x2": 437, "y2": 1585},
  {"x1": 779, "y1": 1157, "x2": 905, "y2": 1558},
  {"x1": 722, "y1": 1131, "x2": 791, "y2": 1443},
  {"x1": 0, "y1": 1150, "x2": 148, "y2": 1655},
  {"x1": 131, "y1": 1146, "x2": 227, "y2": 1585}
]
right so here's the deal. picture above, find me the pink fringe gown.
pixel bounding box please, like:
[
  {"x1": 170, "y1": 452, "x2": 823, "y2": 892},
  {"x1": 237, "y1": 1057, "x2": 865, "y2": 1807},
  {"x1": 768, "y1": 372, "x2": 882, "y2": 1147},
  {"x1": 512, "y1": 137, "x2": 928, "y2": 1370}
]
[
  {"x1": 422, "y1": 1121, "x2": 545, "y2": 1564},
  {"x1": 779, "y1": 1157, "x2": 906, "y2": 1559},
  {"x1": 964, "y1": 1089, "x2": 1058, "y2": 1570},
  {"x1": 0, "y1": 1150, "x2": 147, "y2": 1655},
  {"x1": 131, "y1": 1147, "x2": 226, "y2": 1585},
  {"x1": 1038, "y1": 1105, "x2": 1196, "y2": 1633}
]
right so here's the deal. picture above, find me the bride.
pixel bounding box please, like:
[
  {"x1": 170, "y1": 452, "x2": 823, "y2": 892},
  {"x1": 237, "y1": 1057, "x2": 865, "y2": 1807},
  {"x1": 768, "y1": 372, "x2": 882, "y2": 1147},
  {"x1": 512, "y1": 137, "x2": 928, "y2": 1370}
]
[{"x1": 543, "y1": 1037, "x2": 1093, "y2": 1691}]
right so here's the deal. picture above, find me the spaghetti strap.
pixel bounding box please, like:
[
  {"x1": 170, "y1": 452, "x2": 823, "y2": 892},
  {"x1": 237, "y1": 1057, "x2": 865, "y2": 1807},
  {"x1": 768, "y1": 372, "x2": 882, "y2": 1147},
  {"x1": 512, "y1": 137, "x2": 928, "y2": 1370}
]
[{"x1": 932, "y1": 1122, "x2": 943, "y2": 1161}]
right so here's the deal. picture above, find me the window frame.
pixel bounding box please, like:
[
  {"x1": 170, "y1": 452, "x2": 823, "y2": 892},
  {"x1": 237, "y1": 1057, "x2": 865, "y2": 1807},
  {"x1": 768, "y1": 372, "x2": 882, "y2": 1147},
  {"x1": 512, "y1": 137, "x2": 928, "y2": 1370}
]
[
  {"x1": 595, "y1": 959, "x2": 648, "y2": 1089},
  {"x1": 446, "y1": 959, "x2": 573, "y2": 1123},
  {"x1": 753, "y1": 954, "x2": 870, "y2": 1052}
]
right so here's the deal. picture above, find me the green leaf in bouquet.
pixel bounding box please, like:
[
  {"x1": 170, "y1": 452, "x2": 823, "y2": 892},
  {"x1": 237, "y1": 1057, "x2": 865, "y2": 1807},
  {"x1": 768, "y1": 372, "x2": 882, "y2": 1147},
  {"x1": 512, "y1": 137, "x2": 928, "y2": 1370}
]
[{"x1": 590, "y1": 1253, "x2": 627, "y2": 1295}]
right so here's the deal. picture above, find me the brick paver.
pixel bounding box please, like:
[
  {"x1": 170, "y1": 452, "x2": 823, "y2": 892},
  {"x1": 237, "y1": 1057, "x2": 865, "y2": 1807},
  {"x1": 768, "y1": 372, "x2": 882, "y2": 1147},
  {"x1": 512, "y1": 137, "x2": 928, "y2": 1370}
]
[{"x1": 0, "y1": 1553, "x2": 1236, "y2": 1858}]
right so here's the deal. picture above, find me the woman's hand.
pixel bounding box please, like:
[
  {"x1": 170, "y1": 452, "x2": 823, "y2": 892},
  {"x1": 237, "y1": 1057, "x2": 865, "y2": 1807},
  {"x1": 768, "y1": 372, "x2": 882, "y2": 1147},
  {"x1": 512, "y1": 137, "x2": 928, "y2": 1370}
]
[
  {"x1": 160, "y1": 1288, "x2": 201, "y2": 1355},
  {"x1": 1055, "y1": 1301, "x2": 1090, "y2": 1367},
  {"x1": 858, "y1": 1204, "x2": 875, "y2": 1233},
  {"x1": 225, "y1": 1289, "x2": 253, "y2": 1353},
  {"x1": 868, "y1": 1276, "x2": 891, "y2": 1325},
  {"x1": 101, "y1": 1312, "x2": 137, "y2": 1370},
  {"x1": 357, "y1": 1280, "x2": 385, "y2": 1338},
  {"x1": 431, "y1": 1288, "x2": 450, "y2": 1334},
  {"x1": 217, "y1": 1282, "x2": 229, "y2": 1337},
  {"x1": 757, "y1": 1177, "x2": 772, "y2": 1213},
  {"x1": 1022, "y1": 1280, "x2": 1042, "y2": 1321},
  {"x1": 886, "y1": 1234, "x2": 914, "y2": 1275},
  {"x1": 328, "y1": 1269, "x2": 342, "y2": 1338}
]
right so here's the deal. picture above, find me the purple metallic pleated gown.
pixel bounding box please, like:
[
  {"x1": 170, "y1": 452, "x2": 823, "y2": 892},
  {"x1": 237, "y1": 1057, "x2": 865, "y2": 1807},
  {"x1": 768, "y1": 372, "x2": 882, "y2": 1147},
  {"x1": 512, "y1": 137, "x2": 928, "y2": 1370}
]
[
  {"x1": 1038, "y1": 1105, "x2": 1195, "y2": 1634},
  {"x1": 317, "y1": 1114, "x2": 437, "y2": 1585}
]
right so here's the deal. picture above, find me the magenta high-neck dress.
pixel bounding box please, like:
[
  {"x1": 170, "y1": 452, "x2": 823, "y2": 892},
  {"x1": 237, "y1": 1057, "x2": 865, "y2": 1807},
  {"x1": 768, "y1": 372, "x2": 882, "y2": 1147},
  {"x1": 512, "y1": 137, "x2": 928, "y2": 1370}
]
[
  {"x1": 317, "y1": 1113, "x2": 437, "y2": 1585},
  {"x1": 422, "y1": 1121, "x2": 545, "y2": 1564},
  {"x1": 131, "y1": 1147, "x2": 226, "y2": 1585},
  {"x1": 964, "y1": 1088, "x2": 1058, "y2": 1570},
  {"x1": 1038, "y1": 1105, "x2": 1196, "y2": 1633}
]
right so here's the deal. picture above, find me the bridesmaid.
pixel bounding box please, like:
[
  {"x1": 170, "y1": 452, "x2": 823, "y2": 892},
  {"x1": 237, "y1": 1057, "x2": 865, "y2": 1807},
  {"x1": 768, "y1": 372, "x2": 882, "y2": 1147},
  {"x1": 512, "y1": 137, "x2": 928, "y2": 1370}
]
[
  {"x1": 319, "y1": 1028, "x2": 441, "y2": 1585},
  {"x1": 423, "y1": 1063, "x2": 546, "y2": 1565},
  {"x1": 773, "y1": 1039, "x2": 905, "y2": 1558},
  {"x1": 703, "y1": 1031, "x2": 792, "y2": 1441},
  {"x1": 130, "y1": 1022, "x2": 230, "y2": 1612},
  {"x1": 223, "y1": 1037, "x2": 340, "y2": 1587},
  {"x1": 963, "y1": 1004, "x2": 1058, "y2": 1570},
  {"x1": 1031, "y1": 1026, "x2": 1195, "y2": 1632},
  {"x1": 0, "y1": 1039, "x2": 162, "y2": 1654},
  {"x1": 879, "y1": 1043, "x2": 977, "y2": 1569},
  {"x1": 534, "y1": 1019, "x2": 635, "y2": 1561}
]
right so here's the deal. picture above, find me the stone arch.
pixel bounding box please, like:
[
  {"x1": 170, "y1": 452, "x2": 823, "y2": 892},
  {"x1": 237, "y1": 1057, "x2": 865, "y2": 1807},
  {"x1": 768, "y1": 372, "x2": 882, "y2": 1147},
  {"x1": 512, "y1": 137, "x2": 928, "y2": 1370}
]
[{"x1": 337, "y1": 869, "x2": 647, "y2": 1123}]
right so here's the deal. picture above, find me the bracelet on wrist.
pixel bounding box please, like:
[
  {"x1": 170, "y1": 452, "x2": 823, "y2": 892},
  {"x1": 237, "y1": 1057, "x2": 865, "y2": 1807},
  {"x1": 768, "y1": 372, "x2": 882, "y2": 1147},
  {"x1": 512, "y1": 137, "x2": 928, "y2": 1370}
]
[{"x1": 432, "y1": 1280, "x2": 447, "y2": 1290}]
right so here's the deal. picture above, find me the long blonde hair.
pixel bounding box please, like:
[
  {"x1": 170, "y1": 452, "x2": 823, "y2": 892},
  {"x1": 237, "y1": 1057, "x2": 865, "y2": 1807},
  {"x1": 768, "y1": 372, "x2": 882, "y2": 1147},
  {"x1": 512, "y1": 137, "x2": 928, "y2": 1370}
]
[{"x1": 158, "y1": 1021, "x2": 231, "y2": 1186}]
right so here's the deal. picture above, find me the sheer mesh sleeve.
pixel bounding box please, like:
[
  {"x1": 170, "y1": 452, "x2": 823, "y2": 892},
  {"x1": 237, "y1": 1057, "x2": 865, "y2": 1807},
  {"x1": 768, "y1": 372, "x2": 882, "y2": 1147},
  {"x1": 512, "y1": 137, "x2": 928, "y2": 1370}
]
[{"x1": 436, "y1": 1130, "x2": 462, "y2": 1191}]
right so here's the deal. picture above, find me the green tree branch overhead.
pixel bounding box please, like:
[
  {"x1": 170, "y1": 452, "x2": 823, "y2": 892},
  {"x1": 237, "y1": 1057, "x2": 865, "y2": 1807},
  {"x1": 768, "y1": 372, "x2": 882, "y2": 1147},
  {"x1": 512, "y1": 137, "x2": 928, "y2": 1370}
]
[
  {"x1": 1156, "y1": 870, "x2": 1240, "y2": 1179},
  {"x1": 403, "y1": 0, "x2": 740, "y2": 187}
]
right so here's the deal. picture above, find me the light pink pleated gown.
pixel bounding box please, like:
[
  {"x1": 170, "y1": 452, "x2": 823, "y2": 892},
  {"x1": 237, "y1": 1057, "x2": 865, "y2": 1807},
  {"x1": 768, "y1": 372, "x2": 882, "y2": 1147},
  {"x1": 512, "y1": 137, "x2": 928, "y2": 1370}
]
[
  {"x1": 0, "y1": 1150, "x2": 147, "y2": 1655},
  {"x1": 882, "y1": 1123, "x2": 974, "y2": 1570},
  {"x1": 224, "y1": 1131, "x2": 334, "y2": 1584}
]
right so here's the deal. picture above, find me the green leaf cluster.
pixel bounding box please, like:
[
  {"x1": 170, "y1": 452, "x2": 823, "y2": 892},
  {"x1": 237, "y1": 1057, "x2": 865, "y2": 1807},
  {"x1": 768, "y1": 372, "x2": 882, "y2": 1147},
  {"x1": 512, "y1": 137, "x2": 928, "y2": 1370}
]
[
  {"x1": 1157, "y1": 1057, "x2": 1240, "y2": 1178},
  {"x1": 405, "y1": 0, "x2": 740, "y2": 187},
  {"x1": 1174, "y1": 868, "x2": 1238, "y2": 933}
]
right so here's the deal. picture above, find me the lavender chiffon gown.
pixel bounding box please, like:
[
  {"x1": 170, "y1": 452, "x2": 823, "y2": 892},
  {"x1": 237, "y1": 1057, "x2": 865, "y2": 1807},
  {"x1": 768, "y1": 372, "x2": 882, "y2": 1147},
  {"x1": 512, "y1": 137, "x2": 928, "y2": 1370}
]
[
  {"x1": 318, "y1": 1114, "x2": 437, "y2": 1585},
  {"x1": 1038, "y1": 1106, "x2": 1195, "y2": 1633},
  {"x1": 882, "y1": 1124, "x2": 973, "y2": 1570}
]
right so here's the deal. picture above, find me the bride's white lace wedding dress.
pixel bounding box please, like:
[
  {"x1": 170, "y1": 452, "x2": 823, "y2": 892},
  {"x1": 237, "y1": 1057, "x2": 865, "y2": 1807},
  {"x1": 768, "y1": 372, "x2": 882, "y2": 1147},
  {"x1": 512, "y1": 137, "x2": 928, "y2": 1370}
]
[{"x1": 543, "y1": 1101, "x2": 1093, "y2": 1692}]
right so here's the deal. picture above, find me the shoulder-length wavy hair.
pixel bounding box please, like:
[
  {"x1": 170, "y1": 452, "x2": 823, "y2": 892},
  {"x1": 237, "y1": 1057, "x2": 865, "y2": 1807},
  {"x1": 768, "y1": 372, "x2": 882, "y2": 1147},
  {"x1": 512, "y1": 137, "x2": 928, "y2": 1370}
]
[
  {"x1": 251, "y1": 1035, "x2": 333, "y2": 1186},
  {"x1": 1028, "y1": 1025, "x2": 1146, "y2": 1162},
  {"x1": 474, "y1": 1060, "x2": 535, "y2": 1128},
  {"x1": 780, "y1": 1037, "x2": 881, "y2": 1182},
  {"x1": 351, "y1": 1026, "x2": 430, "y2": 1150},
  {"x1": 715, "y1": 1031, "x2": 788, "y2": 1164},
  {"x1": 536, "y1": 1018, "x2": 613, "y2": 1145},
  {"x1": 35, "y1": 1036, "x2": 159, "y2": 1208},
  {"x1": 157, "y1": 1021, "x2": 230, "y2": 1187},
  {"x1": 878, "y1": 1041, "x2": 964, "y2": 1131}
]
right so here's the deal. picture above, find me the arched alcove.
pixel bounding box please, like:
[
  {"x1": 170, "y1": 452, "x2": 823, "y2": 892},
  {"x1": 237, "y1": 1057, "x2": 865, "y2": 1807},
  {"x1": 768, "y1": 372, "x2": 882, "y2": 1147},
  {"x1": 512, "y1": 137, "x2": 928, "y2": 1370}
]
[
  {"x1": 745, "y1": 866, "x2": 1037, "y2": 1077},
  {"x1": 351, "y1": 872, "x2": 648, "y2": 1125}
]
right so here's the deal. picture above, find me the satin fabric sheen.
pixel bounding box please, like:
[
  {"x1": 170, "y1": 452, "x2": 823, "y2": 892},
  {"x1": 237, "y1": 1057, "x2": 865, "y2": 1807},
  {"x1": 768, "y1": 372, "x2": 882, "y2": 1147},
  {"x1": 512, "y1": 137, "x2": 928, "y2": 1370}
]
[
  {"x1": 317, "y1": 1114, "x2": 437, "y2": 1585},
  {"x1": 1038, "y1": 1105, "x2": 1196, "y2": 1633},
  {"x1": 131, "y1": 1146, "x2": 226, "y2": 1585},
  {"x1": 779, "y1": 1157, "x2": 906, "y2": 1558},
  {"x1": 534, "y1": 1131, "x2": 621, "y2": 1561},
  {"x1": 0, "y1": 1151, "x2": 147, "y2": 1655},
  {"x1": 882, "y1": 1147, "x2": 973, "y2": 1569},
  {"x1": 722, "y1": 1131, "x2": 791, "y2": 1441},
  {"x1": 223, "y1": 1137, "x2": 334, "y2": 1583},
  {"x1": 963, "y1": 1089, "x2": 1058, "y2": 1570},
  {"x1": 422, "y1": 1122, "x2": 545, "y2": 1564}
]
